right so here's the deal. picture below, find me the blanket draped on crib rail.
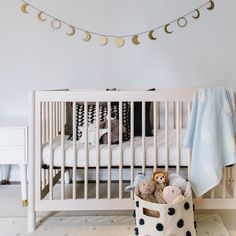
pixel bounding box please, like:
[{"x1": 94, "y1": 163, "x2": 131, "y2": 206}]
[{"x1": 184, "y1": 87, "x2": 236, "y2": 197}]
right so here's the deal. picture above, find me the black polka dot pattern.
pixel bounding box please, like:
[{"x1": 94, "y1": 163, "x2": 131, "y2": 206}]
[
  {"x1": 139, "y1": 219, "x2": 145, "y2": 225},
  {"x1": 186, "y1": 231, "x2": 191, "y2": 236},
  {"x1": 133, "y1": 210, "x2": 136, "y2": 218},
  {"x1": 156, "y1": 223, "x2": 164, "y2": 231},
  {"x1": 134, "y1": 227, "x2": 139, "y2": 235},
  {"x1": 184, "y1": 202, "x2": 190, "y2": 210},
  {"x1": 177, "y1": 219, "x2": 184, "y2": 228},
  {"x1": 168, "y1": 208, "x2": 175, "y2": 216},
  {"x1": 194, "y1": 221, "x2": 197, "y2": 229},
  {"x1": 136, "y1": 201, "x2": 139, "y2": 208}
]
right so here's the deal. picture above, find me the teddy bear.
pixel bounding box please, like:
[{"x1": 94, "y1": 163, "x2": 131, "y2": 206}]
[
  {"x1": 135, "y1": 179, "x2": 157, "y2": 203},
  {"x1": 163, "y1": 186, "x2": 185, "y2": 204},
  {"x1": 152, "y1": 170, "x2": 169, "y2": 190},
  {"x1": 135, "y1": 179, "x2": 166, "y2": 204},
  {"x1": 169, "y1": 173, "x2": 191, "y2": 197},
  {"x1": 99, "y1": 112, "x2": 123, "y2": 144}
]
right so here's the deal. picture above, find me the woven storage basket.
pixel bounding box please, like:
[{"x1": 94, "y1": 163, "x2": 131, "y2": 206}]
[{"x1": 134, "y1": 192, "x2": 196, "y2": 236}]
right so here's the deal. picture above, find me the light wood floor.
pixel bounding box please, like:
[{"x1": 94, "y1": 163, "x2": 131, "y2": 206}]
[{"x1": 0, "y1": 185, "x2": 236, "y2": 236}]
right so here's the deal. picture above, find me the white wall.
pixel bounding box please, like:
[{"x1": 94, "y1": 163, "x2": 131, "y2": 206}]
[
  {"x1": 0, "y1": 0, "x2": 236, "y2": 180},
  {"x1": 0, "y1": 0, "x2": 236, "y2": 117}
]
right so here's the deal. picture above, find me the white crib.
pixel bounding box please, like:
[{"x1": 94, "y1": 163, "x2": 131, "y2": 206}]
[{"x1": 28, "y1": 89, "x2": 236, "y2": 232}]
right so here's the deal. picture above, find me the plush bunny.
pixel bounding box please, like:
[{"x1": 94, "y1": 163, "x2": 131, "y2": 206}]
[
  {"x1": 99, "y1": 112, "x2": 121, "y2": 144},
  {"x1": 152, "y1": 170, "x2": 169, "y2": 191},
  {"x1": 125, "y1": 173, "x2": 145, "y2": 192},
  {"x1": 135, "y1": 179, "x2": 157, "y2": 203},
  {"x1": 169, "y1": 173, "x2": 191, "y2": 197},
  {"x1": 163, "y1": 186, "x2": 185, "y2": 204}
]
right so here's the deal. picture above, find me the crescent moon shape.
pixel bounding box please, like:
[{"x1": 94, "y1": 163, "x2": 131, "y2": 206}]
[
  {"x1": 207, "y1": 0, "x2": 215, "y2": 10},
  {"x1": 132, "y1": 35, "x2": 140, "y2": 45},
  {"x1": 100, "y1": 36, "x2": 108, "y2": 46},
  {"x1": 21, "y1": 3, "x2": 29, "y2": 14},
  {"x1": 192, "y1": 9, "x2": 200, "y2": 19},
  {"x1": 164, "y1": 24, "x2": 173, "y2": 34},
  {"x1": 115, "y1": 37, "x2": 125, "y2": 47},
  {"x1": 148, "y1": 30, "x2": 157, "y2": 40},
  {"x1": 51, "y1": 19, "x2": 61, "y2": 30},
  {"x1": 37, "y1": 11, "x2": 47, "y2": 22},
  {"x1": 66, "y1": 26, "x2": 75, "y2": 36},
  {"x1": 83, "y1": 32, "x2": 91, "y2": 41}
]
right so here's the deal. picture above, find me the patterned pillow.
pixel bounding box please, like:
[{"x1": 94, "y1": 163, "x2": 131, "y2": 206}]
[{"x1": 68, "y1": 103, "x2": 130, "y2": 142}]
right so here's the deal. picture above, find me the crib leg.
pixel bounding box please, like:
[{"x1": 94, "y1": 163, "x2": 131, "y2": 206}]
[
  {"x1": 20, "y1": 164, "x2": 28, "y2": 207},
  {"x1": 28, "y1": 211, "x2": 36, "y2": 232}
]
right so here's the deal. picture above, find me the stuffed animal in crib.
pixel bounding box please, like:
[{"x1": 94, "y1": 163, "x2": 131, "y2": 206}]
[
  {"x1": 135, "y1": 179, "x2": 157, "y2": 203},
  {"x1": 152, "y1": 170, "x2": 169, "y2": 190},
  {"x1": 99, "y1": 112, "x2": 120, "y2": 144},
  {"x1": 163, "y1": 186, "x2": 185, "y2": 204},
  {"x1": 169, "y1": 173, "x2": 191, "y2": 197}
]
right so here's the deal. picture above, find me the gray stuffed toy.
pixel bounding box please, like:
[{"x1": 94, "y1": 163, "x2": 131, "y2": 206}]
[{"x1": 99, "y1": 112, "x2": 122, "y2": 144}]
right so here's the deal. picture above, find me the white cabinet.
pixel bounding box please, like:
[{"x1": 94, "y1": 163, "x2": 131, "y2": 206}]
[{"x1": 0, "y1": 118, "x2": 28, "y2": 206}]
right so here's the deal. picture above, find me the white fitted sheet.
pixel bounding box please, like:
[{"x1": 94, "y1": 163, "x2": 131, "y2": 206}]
[{"x1": 42, "y1": 129, "x2": 190, "y2": 167}]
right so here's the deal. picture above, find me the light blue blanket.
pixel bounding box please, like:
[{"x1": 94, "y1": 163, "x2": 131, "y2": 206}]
[{"x1": 184, "y1": 87, "x2": 236, "y2": 197}]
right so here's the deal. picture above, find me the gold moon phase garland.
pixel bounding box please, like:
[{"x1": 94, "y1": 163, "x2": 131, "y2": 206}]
[
  {"x1": 148, "y1": 30, "x2": 157, "y2": 40},
  {"x1": 38, "y1": 11, "x2": 47, "y2": 22},
  {"x1": 192, "y1": 9, "x2": 201, "y2": 19},
  {"x1": 20, "y1": 0, "x2": 215, "y2": 47}
]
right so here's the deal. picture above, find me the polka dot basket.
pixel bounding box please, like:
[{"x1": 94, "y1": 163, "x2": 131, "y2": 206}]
[{"x1": 134, "y1": 192, "x2": 196, "y2": 236}]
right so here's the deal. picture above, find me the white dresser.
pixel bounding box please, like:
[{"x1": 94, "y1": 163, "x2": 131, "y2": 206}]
[{"x1": 0, "y1": 117, "x2": 28, "y2": 206}]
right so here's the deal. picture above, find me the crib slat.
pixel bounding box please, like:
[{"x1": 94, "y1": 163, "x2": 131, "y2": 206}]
[
  {"x1": 55, "y1": 102, "x2": 58, "y2": 136},
  {"x1": 84, "y1": 102, "x2": 88, "y2": 199},
  {"x1": 230, "y1": 166, "x2": 234, "y2": 189},
  {"x1": 49, "y1": 102, "x2": 54, "y2": 200},
  {"x1": 187, "y1": 101, "x2": 192, "y2": 120},
  {"x1": 176, "y1": 101, "x2": 180, "y2": 174},
  {"x1": 53, "y1": 102, "x2": 56, "y2": 138},
  {"x1": 173, "y1": 102, "x2": 176, "y2": 129},
  {"x1": 61, "y1": 102, "x2": 65, "y2": 200},
  {"x1": 153, "y1": 101, "x2": 157, "y2": 171},
  {"x1": 46, "y1": 102, "x2": 49, "y2": 142},
  {"x1": 164, "y1": 102, "x2": 169, "y2": 172},
  {"x1": 119, "y1": 101, "x2": 123, "y2": 199},
  {"x1": 107, "y1": 102, "x2": 111, "y2": 199},
  {"x1": 42, "y1": 168, "x2": 46, "y2": 189},
  {"x1": 130, "y1": 101, "x2": 134, "y2": 199},
  {"x1": 96, "y1": 102, "x2": 100, "y2": 199},
  {"x1": 72, "y1": 102, "x2": 77, "y2": 200},
  {"x1": 157, "y1": 102, "x2": 160, "y2": 129},
  {"x1": 234, "y1": 165, "x2": 236, "y2": 198},
  {"x1": 42, "y1": 102, "x2": 45, "y2": 144},
  {"x1": 180, "y1": 102, "x2": 183, "y2": 129},
  {"x1": 187, "y1": 101, "x2": 192, "y2": 180},
  {"x1": 222, "y1": 168, "x2": 226, "y2": 198},
  {"x1": 142, "y1": 102, "x2": 146, "y2": 174}
]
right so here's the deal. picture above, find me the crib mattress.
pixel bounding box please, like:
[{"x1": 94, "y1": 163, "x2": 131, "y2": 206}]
[{"x1": 42, "y1": 129, "x2": 190, "y2": 167}]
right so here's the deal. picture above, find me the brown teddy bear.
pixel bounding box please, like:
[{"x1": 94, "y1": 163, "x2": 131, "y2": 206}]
[
  {"x1": 135, "y1": 179, "x2": 166, "y2": 204},
  {"x1": 152, "y1": 170, "x2": 169, "y2": 191},
  {"x1": 99, "y1": 112, "x2": 121, "y2": 144},
  {"x1": 135, "y1": 179, "x2": 157, "y2": 203}
]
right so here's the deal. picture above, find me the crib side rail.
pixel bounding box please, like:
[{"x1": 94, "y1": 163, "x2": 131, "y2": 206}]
[{"x1": 30, "y1": 89, "x2": 236, "y2": 211}]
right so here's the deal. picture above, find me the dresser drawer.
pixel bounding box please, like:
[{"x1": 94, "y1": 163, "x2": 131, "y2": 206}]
[
  {"x1": 0, "y1": 146, "x2": 25, "y2": 164},
  {"x1": 0, "y1": 129, "x2": 25, "y2": 146}
]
